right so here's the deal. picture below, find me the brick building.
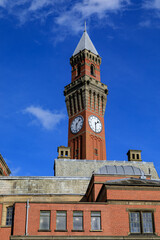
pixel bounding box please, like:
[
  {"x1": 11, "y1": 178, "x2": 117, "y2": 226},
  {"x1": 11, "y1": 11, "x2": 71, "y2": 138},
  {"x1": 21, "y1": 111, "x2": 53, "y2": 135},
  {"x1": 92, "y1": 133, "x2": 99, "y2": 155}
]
[{"x1": 0, "y1": 27, "x2": 160, "y2": 240}]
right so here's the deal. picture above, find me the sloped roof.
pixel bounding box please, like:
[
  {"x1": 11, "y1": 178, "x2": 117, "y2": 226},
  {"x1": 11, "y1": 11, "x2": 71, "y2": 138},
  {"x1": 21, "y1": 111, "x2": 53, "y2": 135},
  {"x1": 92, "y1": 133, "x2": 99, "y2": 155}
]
[
  {"x1": 0, "y1": 154, "x2": 11, "y2": 175},
  {"x1": 73, "y1": 30, "x2": 99, "y2": 56},
  {"x1": 96, "y1": 165, "x2": 145, "y2": 176},
  {"x1": 105, "y1": 178, "x2": 160, "y2": 187}
]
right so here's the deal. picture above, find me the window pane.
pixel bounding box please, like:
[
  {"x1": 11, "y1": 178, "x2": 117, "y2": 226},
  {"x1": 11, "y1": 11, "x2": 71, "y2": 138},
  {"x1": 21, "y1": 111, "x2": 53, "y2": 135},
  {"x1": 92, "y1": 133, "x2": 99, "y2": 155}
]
[
  {"x1": 6, "y1": 207, "x2": 13, "y2": 226},
  {"x1": 40, "y1": 211, "x2": 50, "y2": 230},
  {"x1": 73, "y1": 211, "x2": 83, "y2": 230},
  {"x1": 130, "y1": 212, "x2": 140, "y2": 233},
  {"x1": 142, "y1": 212, "x2": 153, "y2": 233},
  {"x1": 91, "y1": 212, "x2": 101, "y2": 230},
  {"x1": 56, "y1": 211, "x2": 67, "y2": 230}
]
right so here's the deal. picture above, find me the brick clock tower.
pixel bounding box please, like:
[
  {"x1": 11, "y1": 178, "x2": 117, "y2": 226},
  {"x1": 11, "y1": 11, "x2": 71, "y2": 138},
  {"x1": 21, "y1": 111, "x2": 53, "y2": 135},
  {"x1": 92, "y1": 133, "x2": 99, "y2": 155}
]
[{"x1": 64, "y1": 27, "x2": 108, "y2": 160}]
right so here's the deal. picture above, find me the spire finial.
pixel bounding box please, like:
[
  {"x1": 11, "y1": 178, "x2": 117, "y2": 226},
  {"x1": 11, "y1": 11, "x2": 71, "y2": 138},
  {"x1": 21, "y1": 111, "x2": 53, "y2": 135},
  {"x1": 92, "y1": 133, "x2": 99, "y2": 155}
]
[{"x1": 84, "y1": 21, "x2": 86, "y2": 32}]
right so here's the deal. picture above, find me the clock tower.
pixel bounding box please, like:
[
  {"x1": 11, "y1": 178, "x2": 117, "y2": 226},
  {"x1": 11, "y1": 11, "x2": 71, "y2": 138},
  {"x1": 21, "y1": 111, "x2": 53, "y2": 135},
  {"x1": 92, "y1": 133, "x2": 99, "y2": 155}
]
[{"x1": 64, "y1": 27, "x2": 108, "y2": 160}]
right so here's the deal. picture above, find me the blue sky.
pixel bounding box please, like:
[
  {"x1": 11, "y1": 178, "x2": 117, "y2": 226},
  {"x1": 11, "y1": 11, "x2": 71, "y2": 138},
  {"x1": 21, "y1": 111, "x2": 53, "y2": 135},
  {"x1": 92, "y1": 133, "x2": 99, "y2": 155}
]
[{"x1": 0, "y1": 0, "x2": 160, "y2": 176}]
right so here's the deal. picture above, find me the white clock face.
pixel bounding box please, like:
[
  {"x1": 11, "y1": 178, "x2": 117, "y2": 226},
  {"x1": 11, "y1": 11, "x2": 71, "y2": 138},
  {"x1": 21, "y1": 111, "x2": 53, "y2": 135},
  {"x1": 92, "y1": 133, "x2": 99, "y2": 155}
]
[
  {"x1": 71, "y1": 116, "x2": 84, "y2": 134},
  {"x1": 88, "y1": 115, "x2": 102, "y2": 133}
]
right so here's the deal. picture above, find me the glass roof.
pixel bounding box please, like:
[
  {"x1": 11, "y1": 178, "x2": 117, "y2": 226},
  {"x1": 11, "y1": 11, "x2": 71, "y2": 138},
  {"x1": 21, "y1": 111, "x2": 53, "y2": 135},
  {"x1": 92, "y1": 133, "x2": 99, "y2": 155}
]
[{"x1": 96, "y1": 165, "x2": 145, "y2": 176}]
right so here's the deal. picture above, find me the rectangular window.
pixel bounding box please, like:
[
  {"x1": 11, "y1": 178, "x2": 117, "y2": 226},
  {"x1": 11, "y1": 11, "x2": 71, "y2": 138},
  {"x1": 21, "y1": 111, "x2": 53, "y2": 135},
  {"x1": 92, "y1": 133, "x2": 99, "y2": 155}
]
[
  {"x1": 6, "y1": 206, "x2": 13, "y2": 226},
  {"x1": 91, "y1": 211, "x2": 101, "y2": 230},
  {"x1": 130, "y1": 212, "x2": 140, "y2": 233},
  {"x1": 142, "y1": 212, "x2": 153, "y2": 233},
  {"x1": 39, "y1": 211, "x2": 50, "y2": 230},
  {"x1": 56, "y1": 211, "x2": 67, "y2": 230},
  {"x1": 73, "y1": 211, "x2": 83, "y2": 230},
  {"x1": 129, "y1": 211, "x2": 154, "y2": 234}
]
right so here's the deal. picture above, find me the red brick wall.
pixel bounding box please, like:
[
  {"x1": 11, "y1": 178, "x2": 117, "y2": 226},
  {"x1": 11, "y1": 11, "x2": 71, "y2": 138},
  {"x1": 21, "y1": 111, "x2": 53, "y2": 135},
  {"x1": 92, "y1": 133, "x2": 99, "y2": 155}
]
[
  {"x1": 13, "y1": 202, "x2": 26, "y2": 235},
  {"x1": 0, "y1": 228, "x2": 12, "y2": 240},
  {"x1": 12, "y1": 202, "x2": 160, "y2": 237},
  {"x1": 0, "y1": 204, "x2": 2, "y2": 225},
  {"x1": 71, "y1": 59, "x2": 100, "y2": 83},
  {"x1": 107, "y1": 188, "x2": 160, "y2": 201},
  {"x1": 68, "y1": 109, "x2": 106, "y2": 160}
]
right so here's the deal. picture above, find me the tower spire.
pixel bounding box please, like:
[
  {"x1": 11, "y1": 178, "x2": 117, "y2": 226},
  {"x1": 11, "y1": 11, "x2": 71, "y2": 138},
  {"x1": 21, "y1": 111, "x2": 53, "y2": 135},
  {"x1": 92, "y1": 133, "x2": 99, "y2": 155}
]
[
  {"x1": 84, "y1": 21, "x2": 86, "y2": 32},
  {"x1": 73, "y1": 25, "x2": 99, "y2": 56}
]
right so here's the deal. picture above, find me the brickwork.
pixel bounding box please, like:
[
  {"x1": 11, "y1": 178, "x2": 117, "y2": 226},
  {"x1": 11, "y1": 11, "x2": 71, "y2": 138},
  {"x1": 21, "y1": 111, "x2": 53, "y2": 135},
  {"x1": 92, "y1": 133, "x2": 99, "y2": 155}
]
[
  {"x1": 65, "y1": 48, "x2": 108, "y2": 160},
  {"x1": 10, "y1": 202, "x2": 160, "y2": 237}
]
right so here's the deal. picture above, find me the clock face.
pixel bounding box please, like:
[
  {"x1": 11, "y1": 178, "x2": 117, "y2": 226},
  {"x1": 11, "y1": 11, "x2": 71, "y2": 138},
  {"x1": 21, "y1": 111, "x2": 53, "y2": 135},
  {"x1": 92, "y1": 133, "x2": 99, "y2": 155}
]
[
  {"x1": 88, "y1": 115, "x2": 102, "y2": 133},
  {"x1": 70, "y1": 115, "x2": 84, "y2": 134}
]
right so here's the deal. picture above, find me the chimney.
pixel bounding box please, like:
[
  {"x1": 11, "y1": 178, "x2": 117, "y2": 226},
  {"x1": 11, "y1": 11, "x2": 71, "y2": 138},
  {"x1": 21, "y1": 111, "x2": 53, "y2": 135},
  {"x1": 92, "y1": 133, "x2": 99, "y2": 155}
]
[
  {"x1": 57, "y1": 146, "x2": 71, "y2": 159},
  {"x1": 127, "y1": 150, "x2": 142, "y2": 161}
]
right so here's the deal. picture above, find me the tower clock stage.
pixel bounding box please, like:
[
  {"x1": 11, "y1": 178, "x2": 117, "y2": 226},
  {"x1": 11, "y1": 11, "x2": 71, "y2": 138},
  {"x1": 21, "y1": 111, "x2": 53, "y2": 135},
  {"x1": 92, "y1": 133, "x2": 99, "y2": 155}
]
[{"x1": 64, "y1": 27, "x2": 108, "y2": 160}]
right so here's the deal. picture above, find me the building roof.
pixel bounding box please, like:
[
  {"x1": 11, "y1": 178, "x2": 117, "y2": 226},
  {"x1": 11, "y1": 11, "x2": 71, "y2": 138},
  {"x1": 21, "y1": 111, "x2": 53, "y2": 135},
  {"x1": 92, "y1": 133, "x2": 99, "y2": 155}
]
[
  {"x1": 96, "y1": 165, "x2": 145, "y2": 176},
  {"x1": 0, "y1": 154, "x2": 11, "y2": 175},
  {"x1": 105, "y1": 178, "x2": 160, "y2": 187},
  {"x1": 73, "y1": 30, "x2": 99, "y2": 56}
]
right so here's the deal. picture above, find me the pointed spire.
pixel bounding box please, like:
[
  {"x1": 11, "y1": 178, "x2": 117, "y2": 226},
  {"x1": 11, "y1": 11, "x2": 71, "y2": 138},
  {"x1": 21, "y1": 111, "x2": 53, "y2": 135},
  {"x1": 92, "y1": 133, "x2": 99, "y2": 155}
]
[
  {"x1": 84, "y1": 21, "x2": 86, "y2": 32},
  {"x1": 73, "y1": 25, "x2": 99, "y2": 56}
]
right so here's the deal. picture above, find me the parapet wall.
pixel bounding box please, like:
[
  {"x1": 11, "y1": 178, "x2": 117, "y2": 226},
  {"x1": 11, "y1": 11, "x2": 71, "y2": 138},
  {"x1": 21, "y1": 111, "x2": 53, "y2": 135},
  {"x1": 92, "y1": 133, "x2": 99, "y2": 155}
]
[
  {"x1": 0, "y1": 177, "x2": 90, "y2": 196},
  {"x1": 54, "y1": 159, "x2": 159, "y2": 179}
]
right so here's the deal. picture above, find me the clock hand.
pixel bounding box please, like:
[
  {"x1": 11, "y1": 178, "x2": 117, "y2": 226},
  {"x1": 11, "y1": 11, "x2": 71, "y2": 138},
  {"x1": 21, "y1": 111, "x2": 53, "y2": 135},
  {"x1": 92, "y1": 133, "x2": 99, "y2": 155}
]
[
  {"x1": 95, "y1": 121, "x2": 99, "y2": 132},
  {"x1": 76, "y1": 119, "x2": 80, "y2": 130}
]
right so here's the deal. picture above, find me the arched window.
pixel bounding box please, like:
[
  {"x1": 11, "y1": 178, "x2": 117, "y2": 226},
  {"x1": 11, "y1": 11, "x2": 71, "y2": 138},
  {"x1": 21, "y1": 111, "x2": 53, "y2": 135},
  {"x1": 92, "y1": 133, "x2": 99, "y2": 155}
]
[
  {"x1": 90, "y1": 64, "x2": 95, "y2": 76},
  {"x1": 77, "y1": 64, "x2": 81, "y2": 76}
]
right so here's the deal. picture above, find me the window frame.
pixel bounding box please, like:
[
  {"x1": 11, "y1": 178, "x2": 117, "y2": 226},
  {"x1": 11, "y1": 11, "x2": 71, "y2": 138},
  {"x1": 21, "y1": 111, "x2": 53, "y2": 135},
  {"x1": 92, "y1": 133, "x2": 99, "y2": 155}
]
[
  {"x1": 56, "y1": 211, "x2": 67, "y2": 231},
  {"x1": 39, "y1": 211, "x2": 51, "y2": 231},
  {"x1": 129, "y1": 210, "x2": 154, "y2": 235},
  {"x1": 6, "y1": 206, "x2": 14, "y2": 226},
  {"x1": 90, "y1": 64, "x2": 95, "y2": 76},
  {"x1": 91, "y1": 211, "x2": 101, "y2": 231},
  {"x1": 73, "y1": 211, "x2": 83, "y2": 231}
]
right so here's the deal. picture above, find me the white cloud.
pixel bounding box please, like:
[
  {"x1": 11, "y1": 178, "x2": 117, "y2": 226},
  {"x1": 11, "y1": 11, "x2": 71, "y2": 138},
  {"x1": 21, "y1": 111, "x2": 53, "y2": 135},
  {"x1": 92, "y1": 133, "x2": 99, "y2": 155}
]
[
  {"x1": 0, "y1": 0, "x2": 130, "y2": 33},
  {"x1": 144, "y1": 0, "x2": 160, "y2": 10},
  {"x1": 29, "y1": 0, "x2": 54, "y2": 11},
  {"x1": 142, "y1": 0, "x2": 160, "y2": 26},
  {"x1": 0, "y1": 0, "x2": 60, "y2": 24},
  {"x1": 55, "y1": 0, "x2": 130, "y2": 34},
  {"x1": 139, "y1": 20, "x2": 151, "y2": 27},
  {"x1": 24, "y1": 106, "x2": 65, "y2": 130},
  {"x1": 0, "y1": 0, "x2": 7, "y2": 7}
]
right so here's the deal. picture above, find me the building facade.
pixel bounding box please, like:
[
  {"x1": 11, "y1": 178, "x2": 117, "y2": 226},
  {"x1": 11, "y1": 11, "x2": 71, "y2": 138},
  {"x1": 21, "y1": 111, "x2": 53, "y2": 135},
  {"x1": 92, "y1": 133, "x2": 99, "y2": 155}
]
[{"x1": 0, "y1": 28, "x2": 160, "y2": 240}]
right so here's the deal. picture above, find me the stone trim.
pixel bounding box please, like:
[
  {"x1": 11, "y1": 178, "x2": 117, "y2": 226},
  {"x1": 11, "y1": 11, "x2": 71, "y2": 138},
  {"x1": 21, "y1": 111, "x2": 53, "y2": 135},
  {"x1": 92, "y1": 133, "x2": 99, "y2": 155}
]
[
  {"x1": 71, "y1": 230, "x2": 84, "y2": 232},
  {"x1": 126, "y1": 208, "x2": 156, "y2": 212},
  {"x1": 106, "y1": 200, "x2": 160, "y2": 205},
  {"x1": 10, "y1": 234, "x2": 160, "y2": 240},
  {"x1": 105, "y1": 185, "x2": 160, "y2": 191},
  {"x1": 38, "y1": 229, "x2": 51, "y2": 232},
  {"x1": 54, "y1": 230, "x2": 68, "y2": 232}
]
